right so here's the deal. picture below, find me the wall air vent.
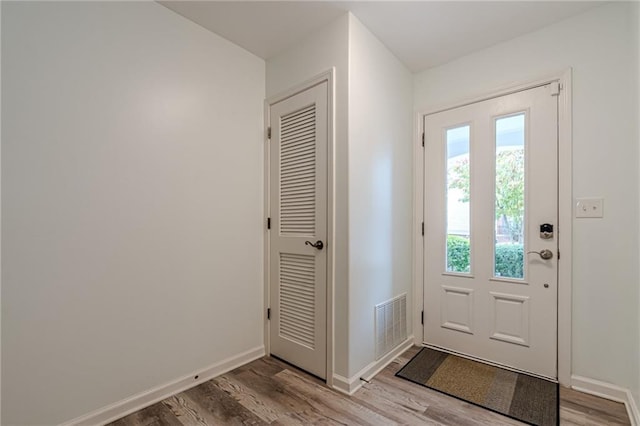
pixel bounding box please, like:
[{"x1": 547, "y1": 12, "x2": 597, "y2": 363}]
[{"x1": 375, "y1": 293, "x2": 407, "y2": 360}]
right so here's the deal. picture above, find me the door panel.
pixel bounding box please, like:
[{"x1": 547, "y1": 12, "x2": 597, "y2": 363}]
[
  {"x1": 269, "y1": 82, "x2": 327, "y2": 379},
  {"x1": 423, "y1": 84, "x2": 558, "y2": 379}
]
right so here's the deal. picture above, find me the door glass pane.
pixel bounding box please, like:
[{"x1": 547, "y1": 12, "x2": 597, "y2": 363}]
[
  {"x1": 446, "y1": 125, "x2": 471, "y2": 273},
  {"x1": 494, "y1": 114, "x2": 525, "y2": 279}
]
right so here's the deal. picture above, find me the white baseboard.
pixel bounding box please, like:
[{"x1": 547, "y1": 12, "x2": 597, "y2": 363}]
[
  {"x1": 332, "y1": 336, "x2": 414, "y2": 396},
  {"x1": 571, "y1": 375, "x2": 640, "y2": 426},
  {"x1": 60, "y1": 346, "x2": 265, "y2": 426},
  {"x1": 331, "y1": 373, "x2": 354, "y2": 395}
]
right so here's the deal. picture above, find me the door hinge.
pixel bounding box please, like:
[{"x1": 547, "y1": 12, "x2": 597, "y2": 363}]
[
  {"x1": 550, "y1": 82, "x2": 561, "y2": 96},
  {"x1": 267, "y1": 308, "x2": 271, "y2": 320},
  {"x1": 557, "y1": 250, "x2": 560, "y2": 260},
  {"x1": 267, "y1": 217, "x2": 271, "y2": 230},
  {"x1": 421, "y1": 222, "x2": 424, "y2": 236},
  {"x1": 267, "y1": 127, "x2": 271, "y2": 139},
  {"x1": 421, "y1": 311, "x2": 424, "y2": 325},
  {"x1": 422, "y1": 132, "x2": 425, "y2": 147}
]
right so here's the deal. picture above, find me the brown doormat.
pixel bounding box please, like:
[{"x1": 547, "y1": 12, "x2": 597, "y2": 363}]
[{"x1": 396, "y1": 347, "x2": 558, "y2": 426}]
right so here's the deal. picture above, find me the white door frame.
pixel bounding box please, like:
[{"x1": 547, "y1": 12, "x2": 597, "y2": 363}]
[
  {"x1": 264, "y1": 69, "x2": 335, "y2": 386},
  {"x1": 413, "y1": 69, "x2": 572, "y2": 386}
]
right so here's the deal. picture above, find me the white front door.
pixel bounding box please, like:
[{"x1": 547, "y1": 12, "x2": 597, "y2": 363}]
[
  {"x1": 268, "y1": 81, "x2": 328, "y2": 379},
  {"x1": 423, "y1": 84, "x2": 559, "y2": 379}
]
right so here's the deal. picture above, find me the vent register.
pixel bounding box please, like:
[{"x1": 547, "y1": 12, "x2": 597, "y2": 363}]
[
  {"x1": 375, "y1": 294, "x2": 408, "y2": 360},
  {"x1": 278, "y1": 104, "x2": 317, "y2": 349}
]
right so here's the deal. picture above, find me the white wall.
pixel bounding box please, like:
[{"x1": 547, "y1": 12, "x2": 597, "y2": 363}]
[
  {"x1": 415, "y1": 1, "x2": 639, "y2": 400},
  {"x1": 266, "y1": 14, "x2": 350, "y2": 377},
  {"x1": 1, "y1": 2, "x2": 265, "y2": 424},
  {"x1": 347, "y1": 15, "x2": 413, "y2": 377}
]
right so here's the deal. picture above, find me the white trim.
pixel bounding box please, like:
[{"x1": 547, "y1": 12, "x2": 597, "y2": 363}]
[
  {"x1": 263, "y1": 98, "x2": 271, "y2": 358},
  {"x1": 332, "y1": 337, "x2": 414, "y2": 396},
  {"x1": 556, "y1": 69, "x2": 573, "y2": 387},
  {"x1": 571, "y1": 375, "x2": 640, "y2": 426},
  {"x1": 60, "y1": 346, "x2": 265, "y2": 426},
  {"x1": 326, "y1": 68, "x2": 336, "y2": 389},
  {"x1": 264, "y1": 69, "x2": 336, "y2": 385},
  {"x1": 414, "y1": 69, "x2": 573, "y2": 385},
  {"x1": 331, "y1": 373, "x2": 356, "y2": 396},
  {"x1": 419, "y1": 70, "x2": 572, "y2": 117},
  {"x1": 413, "y1": 109, "x2": 424, "y2": 347},
  {"x1": 266, "y1": 69, "x2": 333, "y2": 106}
]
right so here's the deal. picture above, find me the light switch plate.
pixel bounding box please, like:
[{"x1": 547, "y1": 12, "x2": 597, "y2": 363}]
[{"x1": 575, "y1": 198, "x2": 603, "y2": 218}]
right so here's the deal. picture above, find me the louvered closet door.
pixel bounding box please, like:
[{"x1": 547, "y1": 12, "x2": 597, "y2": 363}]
[{"x1": 269, "y1": 81, "x2": 327, "y2": 379}]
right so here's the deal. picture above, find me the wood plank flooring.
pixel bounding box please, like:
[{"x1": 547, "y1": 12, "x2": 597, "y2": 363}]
[{"x1": 109, "y1": 346, "x2": 630, "y2": 425}]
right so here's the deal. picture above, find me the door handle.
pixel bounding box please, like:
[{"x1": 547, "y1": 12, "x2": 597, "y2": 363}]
[
  {"x1": 527, "y1": 249, "x2": 553, "y2": 260},
  {"x1": 305, "y1": 240, "x2": 324, "y2": 250}
]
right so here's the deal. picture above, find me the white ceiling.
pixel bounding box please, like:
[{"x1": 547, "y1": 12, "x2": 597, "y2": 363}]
[{"x1": 160, "y1": 1, "x2": 605, "y2": 72}]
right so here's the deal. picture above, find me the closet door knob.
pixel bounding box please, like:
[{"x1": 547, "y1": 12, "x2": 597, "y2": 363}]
[{"x1": 305, "y1": 240, "x2": 324, "y2": 250}]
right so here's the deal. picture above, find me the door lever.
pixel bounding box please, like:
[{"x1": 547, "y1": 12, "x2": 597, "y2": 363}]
[
  {"x1": 305, "y1": 240, "x2": 324, "y2": 250},
  {"x1": 527, "y1": 249, "x2": 553, "y2": 260}
]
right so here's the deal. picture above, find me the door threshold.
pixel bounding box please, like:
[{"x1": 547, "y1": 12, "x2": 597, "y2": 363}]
[{"x1": 423, "y1": 342, "x2": 558, "y2": 382}]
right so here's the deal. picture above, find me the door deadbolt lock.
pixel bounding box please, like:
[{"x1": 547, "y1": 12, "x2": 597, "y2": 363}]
[{"x1": 540, "y1": 223, "x2": 553, "y2": 239}]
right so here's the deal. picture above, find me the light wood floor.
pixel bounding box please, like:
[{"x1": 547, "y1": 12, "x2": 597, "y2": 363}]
[{"x1": 110, "y1": 346, "x2": 630, "y2": 425}]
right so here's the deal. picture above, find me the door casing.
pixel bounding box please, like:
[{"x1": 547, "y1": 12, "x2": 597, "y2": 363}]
[
  {"x1": 264, "y1": 69, "x2": 335, "y2": 386},
  {"x1": 412, "y1": 70, "x2": 573, "y2": 386}
]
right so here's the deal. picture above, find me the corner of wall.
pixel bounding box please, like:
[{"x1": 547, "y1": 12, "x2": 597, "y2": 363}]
[
  {"x1": 333, "y1": 336, "x2": 413, "y2": 396},
  {"x1": 571, "y1": 375, "x2": 640, "y2": 426},
  {"x1": 345, "y1": 10, "x2": 413, "y2": 378}
]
